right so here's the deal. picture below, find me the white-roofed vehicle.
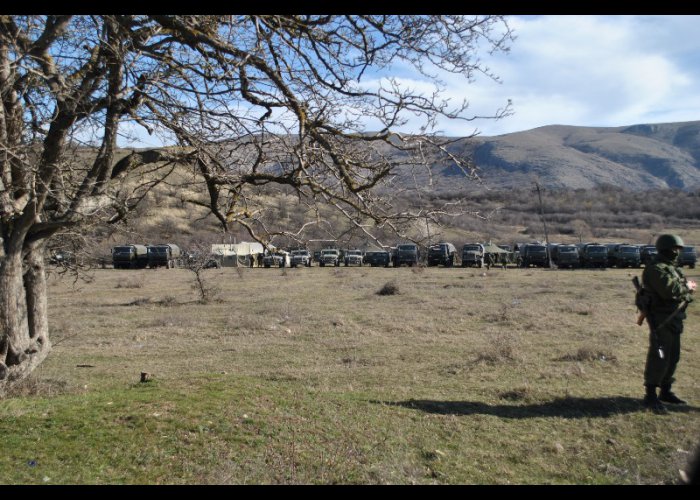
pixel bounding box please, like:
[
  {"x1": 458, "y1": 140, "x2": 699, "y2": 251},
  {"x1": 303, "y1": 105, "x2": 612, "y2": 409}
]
[
  {"x1": 263, "y1": 250, "x2": 290, "y2": 268},
  {"x1": 319, "y1": 248, "x2": 341, "y2": 267},
  {"x1": 290, "y1": 249, "x2": 312, "y2": 267},
  {"x1": 344, "y1": 249, "x2": 363, "y2": 266}
]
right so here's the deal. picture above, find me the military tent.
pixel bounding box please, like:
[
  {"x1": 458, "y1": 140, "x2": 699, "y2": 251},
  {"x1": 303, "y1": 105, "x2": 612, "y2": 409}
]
[
  {"x1": 481, "y1": 242, "x2": 509, "y2": 254},
  {"x1": 211, "y1": 242, "x2": 265, "y2": 267}
]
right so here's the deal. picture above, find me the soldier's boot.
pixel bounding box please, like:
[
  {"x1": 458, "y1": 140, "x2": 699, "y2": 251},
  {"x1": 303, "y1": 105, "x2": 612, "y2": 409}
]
[
  {"x1": 659, "y1": 386, "x2": 687, "y2": 405},
  {"x1": 643, "y1": 385, "x2": 669, "y2": 415}
]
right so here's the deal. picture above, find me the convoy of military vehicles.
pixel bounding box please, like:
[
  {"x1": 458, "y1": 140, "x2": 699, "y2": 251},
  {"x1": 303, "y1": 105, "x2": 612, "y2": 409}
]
[{"x1": 106, "y1": 240, "x2": 697, "y2": 271}]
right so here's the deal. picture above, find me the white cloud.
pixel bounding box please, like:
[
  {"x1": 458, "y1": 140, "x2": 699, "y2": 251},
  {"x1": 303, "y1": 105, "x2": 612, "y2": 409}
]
[{"x1": 437, "y1": 15, "x2": 700, "y2": 136}]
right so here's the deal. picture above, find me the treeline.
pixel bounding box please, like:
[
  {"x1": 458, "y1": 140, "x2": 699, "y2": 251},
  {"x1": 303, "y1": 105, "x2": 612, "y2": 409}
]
[
  {"x1": 96, "y1": 184, "x2": 700, "y2": 257},
  {"x1": 429, "y1": 185, "x2": 700, "y2": 243}
]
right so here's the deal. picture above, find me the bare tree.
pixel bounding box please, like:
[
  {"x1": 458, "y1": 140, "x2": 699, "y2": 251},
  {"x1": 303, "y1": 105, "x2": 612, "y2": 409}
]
[
  {"x1": 182, "y1": 239, "x2": 222, "y2": 304},
  {"x1": 0, "y1": 15, "x2": 513, "y2": 387}
]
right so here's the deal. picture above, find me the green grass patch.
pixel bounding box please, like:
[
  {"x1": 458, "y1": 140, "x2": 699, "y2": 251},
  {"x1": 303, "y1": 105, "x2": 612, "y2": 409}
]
[{"x1": 1, "y1": 267, "x2": 699, "y2": 484}]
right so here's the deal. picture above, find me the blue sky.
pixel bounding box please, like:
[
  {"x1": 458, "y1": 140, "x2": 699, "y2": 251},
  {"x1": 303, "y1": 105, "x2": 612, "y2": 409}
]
[{"x1": 121, "y1": 15, "x2": 700, "y2": 147}]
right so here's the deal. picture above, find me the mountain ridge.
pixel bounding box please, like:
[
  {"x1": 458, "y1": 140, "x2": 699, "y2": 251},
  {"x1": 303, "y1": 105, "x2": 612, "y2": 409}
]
[{"x1": 442, "y1": 120, "x2": 700, "y2": 191}]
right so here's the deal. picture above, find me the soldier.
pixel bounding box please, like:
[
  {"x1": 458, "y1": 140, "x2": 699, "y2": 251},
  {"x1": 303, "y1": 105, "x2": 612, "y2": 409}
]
[{"x1": 641, "y1": 234, "x2": 696, "y2": 414}]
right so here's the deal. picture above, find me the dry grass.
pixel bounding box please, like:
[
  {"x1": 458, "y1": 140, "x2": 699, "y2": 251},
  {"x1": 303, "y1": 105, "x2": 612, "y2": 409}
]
[{"x1": 2, "y1": 265, "x2": 699, "y2": 484}]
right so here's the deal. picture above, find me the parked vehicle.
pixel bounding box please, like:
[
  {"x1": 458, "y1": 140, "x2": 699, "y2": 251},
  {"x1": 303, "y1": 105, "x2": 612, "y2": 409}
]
[
  {"x1": 394, "y1": 243, "x2": 420, "y2": 267},
  {"x1": 148, "y1": 243, "x2": 183, "y2": 269},
  {"x1": 290, "y1": 249, "x2": 312, "y2": 267},
  {"x1": 552, "y1": 244, "x2": 580, "y2": 269},
  {"x1": 604, "y1": 243, "x2": 622, "y2": 267},
  {"x1": 203, "y1": 258, "x2": 221, "y2": 269},
  {"x1": 640, "y1": 245, "x2": 658, "y2": 267},
  {"x1": 579, "y1": 243, "x2": 608, "y2": 268},
  {"x1": 679, "y1": 245, "x2": 697, "y2": 269},
  {"x1": 319, "y1": 248, "x2": 341, "y2": 267},
  {"x1": 185, "y1": 252, "x2": 221, "y2": 269},
  {"x1": 112, "y1": 244, "x2": 149, "y2": 269},
  {"x1": 610, "y1": 244, "x2": 641, "y2": 268},
  {"x1": 363, "y1": 249, "x2": 392, "y2": 267},
  {"x1": 427, "y1": 242, "x2": 457, "y2": 267},
  {"x1": 519, "y1": 243, "x2": 549, "y2": 268},
  {"x1": 263, "y1": 251, "x2": 290, "y2": 268},
  {"x1": 461, "y1": 243, "x2": 485, "y2": 268},
  {"x1": 344, "y1": 249, "x2": 364, "y2": 266}
]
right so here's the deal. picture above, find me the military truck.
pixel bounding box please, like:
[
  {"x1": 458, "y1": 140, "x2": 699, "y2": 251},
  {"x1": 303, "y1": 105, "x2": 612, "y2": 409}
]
[
  {"x1": 551, "y1": 244, "x2": 580, "y2": 269},
  {"x1": 344, "y1": 249, "x2": 364, "y2": 266},
  {"x1": 679, "y1": 245, "x2": 697, "y2": 269},
  {"x1": 290, "y1": 249, "x2": 312, "y2": 267},
  {"x1": 363, "y1": 249, "x2": 392, "y2": 267},
  {"x1": 610, "y1": 244, "x2": 641, "y2": 268},
  {"x1": 319, "y1": 248, "x2": 341, "y2": 267},
  {"x1": 427, "y1": 242, "x2": 457, "y2": 267},
  {"x1": 579, "y1": 243, "x2": 608, "y2": 268},
  {"x1": 461, "y1": 243, "x2": 485, "y2": 268},
  {"x1": 148, "y1": 243, "x2": 183, "y2": 269},
  {"x1": 263, "y1": 250, "x2": 290, "y2": 268},
  {"x1": 519, "y1": 243, "x2": 549, "y2": 268},
  {"x1": 604, "y1": 243, "x2": 622, "y2": 267},
  {"x1": 394, "y1": 243, "x2": 420, "y2": 267},
  {"x1": 640, "y1": 245, "x2": 657, "y2": 267},
  {"x1": 112, "y1": 244, "x2": 149, "y2": 269}
]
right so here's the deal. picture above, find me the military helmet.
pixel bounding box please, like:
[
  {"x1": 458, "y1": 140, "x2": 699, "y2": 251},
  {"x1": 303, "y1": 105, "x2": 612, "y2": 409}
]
[{"x1": 655, "y1": 234, "x2": 685, "y2": 251}]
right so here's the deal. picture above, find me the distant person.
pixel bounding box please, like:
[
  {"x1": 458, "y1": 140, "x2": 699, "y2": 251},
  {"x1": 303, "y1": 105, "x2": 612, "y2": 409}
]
[{"x1": 641, "y1": 234, "x2": 696, "y2": 414}]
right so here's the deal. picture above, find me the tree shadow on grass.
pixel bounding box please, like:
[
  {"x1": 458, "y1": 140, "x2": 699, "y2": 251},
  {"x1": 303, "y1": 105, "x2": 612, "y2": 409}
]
[{"x1": 373, "y1": 396, "x2": 700, "y2": 419}]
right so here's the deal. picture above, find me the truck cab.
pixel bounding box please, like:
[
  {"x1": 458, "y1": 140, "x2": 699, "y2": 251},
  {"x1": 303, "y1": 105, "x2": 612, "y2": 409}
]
[
  {"x1": 579, "y1": 243, "x2": 608, "y2": 268},
  {"x1": 394, "y1": 243, "x2": 420, "y2": 267},
  {"x1": 553, "y1": 244, "x2": 580, "y2": 269},
  {"x1": 427, "y1": 242, "x2": 457, "y2": 267},
  {"x1": 112, "y1": 244, "x2": 149, "y2": 269},
  {"x1": 679, "y1": 246, "x2": 697, "y2": 269},
  {"x1": 344, "y1": 249, "x2": 364, "y2": 266},
  {"x1": 319, "y1": 248, "x2": 341, "y2": 267},
  {"x1": 461, "y1": 243, "x2": 485, "y2": 268},
  {"x1": 290, "y1": 249, "x2": 312, "y2": 267},
  {"x1": 263, "y1": 251, "x2": 290, "y2": 268}
]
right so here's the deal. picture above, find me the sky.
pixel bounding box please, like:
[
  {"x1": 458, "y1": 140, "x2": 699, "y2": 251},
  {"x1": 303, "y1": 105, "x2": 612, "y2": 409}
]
[
  {"x1": 432, "y1": 15, "x2": 700, "y2": 138},
  {"x1": 121, "y1": 15, "x2": 700, "y2": 147}
]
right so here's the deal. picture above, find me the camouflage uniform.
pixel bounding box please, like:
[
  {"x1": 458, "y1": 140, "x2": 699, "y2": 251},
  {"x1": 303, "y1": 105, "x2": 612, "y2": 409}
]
[{"x1": 642, "y1": 236, "x2": 694, "y2": 412}]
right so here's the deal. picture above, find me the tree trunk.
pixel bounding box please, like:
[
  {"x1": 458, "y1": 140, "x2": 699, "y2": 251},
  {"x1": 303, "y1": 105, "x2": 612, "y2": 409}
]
[{"x1": 0, "y1": 243, "x2": 51, "y2": 388}]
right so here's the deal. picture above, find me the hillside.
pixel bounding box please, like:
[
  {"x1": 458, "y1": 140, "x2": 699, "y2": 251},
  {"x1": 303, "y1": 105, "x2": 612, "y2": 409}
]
[
  {"x1": 73, "y1": 120, "x2": 700, "y2": 260},
  {"x1": 441, "y1": 120, "x2": 700, "y2": 191}
]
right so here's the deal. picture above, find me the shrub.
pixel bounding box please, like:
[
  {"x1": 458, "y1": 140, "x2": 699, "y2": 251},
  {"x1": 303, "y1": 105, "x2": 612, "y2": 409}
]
[{"x1": 377, "y1": 281, "x2": 399, "y2": 296}]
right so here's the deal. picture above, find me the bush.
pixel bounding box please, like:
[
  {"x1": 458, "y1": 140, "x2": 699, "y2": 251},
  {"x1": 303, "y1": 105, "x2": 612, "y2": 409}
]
[{"x1": 377, "y1": 281, "x2": 399, "y2": 296}]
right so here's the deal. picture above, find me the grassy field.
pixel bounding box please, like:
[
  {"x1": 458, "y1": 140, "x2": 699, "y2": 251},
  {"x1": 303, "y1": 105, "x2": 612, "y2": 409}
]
[{"x1": 2, "y1": 264, "x2": 699, "y2": 484}]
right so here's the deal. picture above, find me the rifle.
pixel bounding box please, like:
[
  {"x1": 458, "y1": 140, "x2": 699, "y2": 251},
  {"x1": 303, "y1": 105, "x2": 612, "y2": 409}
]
[{"x1": 632, "y1": 276, "x2": 647, "y2": 326}]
